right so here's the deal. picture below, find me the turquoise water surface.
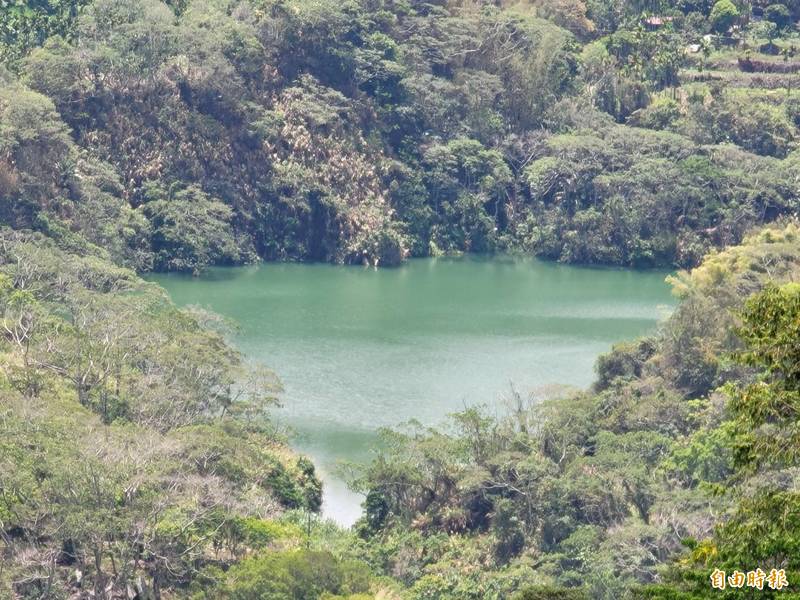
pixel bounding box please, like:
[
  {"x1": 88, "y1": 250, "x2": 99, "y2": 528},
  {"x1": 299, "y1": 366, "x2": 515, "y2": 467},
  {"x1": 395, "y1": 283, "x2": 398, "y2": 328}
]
[{"x1": 150, "y1": 256, "x2": 675, "y2": 525}]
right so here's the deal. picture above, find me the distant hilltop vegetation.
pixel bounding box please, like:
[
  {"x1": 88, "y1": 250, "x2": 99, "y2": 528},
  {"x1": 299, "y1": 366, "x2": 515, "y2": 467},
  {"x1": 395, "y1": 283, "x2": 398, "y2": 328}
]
[{"x1": 3, "y1": 0, "x2": 800, "y2": 274}]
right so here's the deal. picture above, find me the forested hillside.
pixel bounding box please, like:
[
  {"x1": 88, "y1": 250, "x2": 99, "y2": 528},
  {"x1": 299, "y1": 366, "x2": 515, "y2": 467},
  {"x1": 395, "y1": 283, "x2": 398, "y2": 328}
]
[
  {"x1": 349, "y1": 222, "x2": 800, "y2": 599},
  {"x1": 3, "y1": 0, "x2": 800, "y2": 272},
  {"x1": 4, "y1": 0, "x2": 800, "y2": 598}
]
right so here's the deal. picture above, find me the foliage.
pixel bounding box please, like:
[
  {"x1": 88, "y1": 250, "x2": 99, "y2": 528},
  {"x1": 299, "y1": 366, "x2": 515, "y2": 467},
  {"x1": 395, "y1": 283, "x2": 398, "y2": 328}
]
[
  {"x1": 634, "y1": 265, "x2": 800, "y2": 598},
  {"x1": 195, "y1": 550, "x2": 373, "y2": 599},
  {"x1": 765, "y1": 3, "x2": 792, "y2": 28},
  {"x1": 709, "y1": 0, "x2": 740, "y2": 32},
  {"x1": 4, "y1": 0, "x2": 798, "y2": 272},
  {"x1": 0, "y1": 230, "x2": 327, "y2": 597},
  {"x1": 6, "y1": 0, "x2": 800, "y2": 596},
  {"x1": 0, "y1": 0, "x2": 92, "y2": 65},
  {"x1": 351, "y1": 222, "x2": 800, "y2": 599},
  {"x1": 142, "y1": 183, "x2": 244, "y2": 273},
  {"x1": 515, "y1": 586, "x2": 589, "y2": 600}
]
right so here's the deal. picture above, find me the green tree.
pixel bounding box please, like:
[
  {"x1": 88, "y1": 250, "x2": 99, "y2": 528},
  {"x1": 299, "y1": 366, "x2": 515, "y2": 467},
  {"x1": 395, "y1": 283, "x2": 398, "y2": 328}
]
[
  {"x1": 765, "y1": 3, "x2": 792, "y2": 29},
  {"x1": 515, "y1": 587, "x2": 589, "y2": 600},
  {"x1": 0, "y1": 0, "x2": 92, "y2": 65},
  {"x1": 709, "y1": 0, "x2": 740, "y2": 33},
  {"x1": 141, "y1": 184, "x2": 242, "y2": 273}
]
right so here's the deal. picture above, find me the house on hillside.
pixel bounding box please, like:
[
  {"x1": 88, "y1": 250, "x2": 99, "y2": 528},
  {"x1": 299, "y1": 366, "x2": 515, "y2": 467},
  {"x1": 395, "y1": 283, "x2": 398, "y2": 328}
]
[{"x1": 643, "y1": 15, "x2": 674, "y2": 30}]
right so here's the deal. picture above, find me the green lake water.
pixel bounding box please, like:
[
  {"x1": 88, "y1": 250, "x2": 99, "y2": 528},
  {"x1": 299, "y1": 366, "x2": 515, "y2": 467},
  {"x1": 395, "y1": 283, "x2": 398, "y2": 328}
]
[{"x1": 149, "y1": 256, "x2": 675, "y2": 526}]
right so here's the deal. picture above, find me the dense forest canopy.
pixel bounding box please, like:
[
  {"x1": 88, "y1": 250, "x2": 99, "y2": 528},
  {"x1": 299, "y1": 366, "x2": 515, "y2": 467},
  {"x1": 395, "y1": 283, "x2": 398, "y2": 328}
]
[
  {"x1": 4, "y1": 0, "x2": 800, "y2": 598},
  {"x1": 3, "y1": 0, "x2": 800, "y2": 273}
]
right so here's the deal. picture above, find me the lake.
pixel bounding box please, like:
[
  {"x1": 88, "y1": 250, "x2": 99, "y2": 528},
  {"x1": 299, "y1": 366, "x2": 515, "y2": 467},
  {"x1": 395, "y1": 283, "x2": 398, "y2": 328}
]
[{"x1": 149, "y1": 256, "x2": 675, "y2": 526}]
